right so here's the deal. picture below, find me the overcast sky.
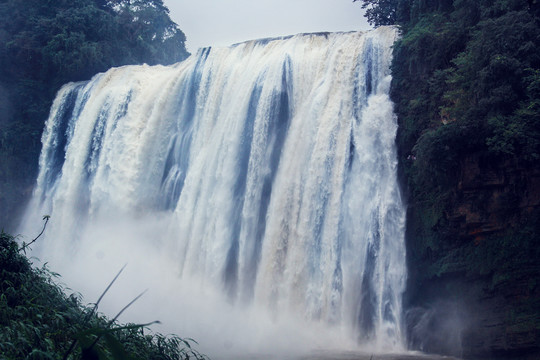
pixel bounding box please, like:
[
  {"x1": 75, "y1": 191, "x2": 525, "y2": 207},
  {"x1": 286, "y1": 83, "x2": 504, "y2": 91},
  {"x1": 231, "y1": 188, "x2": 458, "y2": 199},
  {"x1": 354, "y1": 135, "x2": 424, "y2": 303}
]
[{"x1": 163, "y1": 0, "x2": 370, "y2": 52}]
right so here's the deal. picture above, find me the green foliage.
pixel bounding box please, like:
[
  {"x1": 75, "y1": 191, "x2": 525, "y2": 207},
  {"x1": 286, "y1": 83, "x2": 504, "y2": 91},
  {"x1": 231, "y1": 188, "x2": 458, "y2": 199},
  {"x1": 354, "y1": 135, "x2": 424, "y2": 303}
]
[
  {"x1": 389, "y1": 0, "x2": 540, "y2": 303},
  {"x1": 391, "y1": 0, "x2": 540, "y2": 202},
  {"x1": 354, "y1": 0, "x2": 411, "y2": 26},
  {"x1": 0, "y1": 0, "x2": 189, "y2": 228},
  {"x1": 354, "y1": 0, "x2": 398, "y2": 26},
  {"x1": 445, "y1": 10, "x2": 540, "y2": 118},
  {"x1": 0, "y1": 231, "x2": 206, "y2": 360}
]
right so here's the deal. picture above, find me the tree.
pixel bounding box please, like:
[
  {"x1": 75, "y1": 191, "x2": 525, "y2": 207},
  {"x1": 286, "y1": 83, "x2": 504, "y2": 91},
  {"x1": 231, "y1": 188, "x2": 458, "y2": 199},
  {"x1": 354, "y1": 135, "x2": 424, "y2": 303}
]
[
  {"x1": 354, "y1": 0, "x2": 398, "y2": 26},
  {"x1": 354, "y1": 0, "x2": 413, "y2": 26}
]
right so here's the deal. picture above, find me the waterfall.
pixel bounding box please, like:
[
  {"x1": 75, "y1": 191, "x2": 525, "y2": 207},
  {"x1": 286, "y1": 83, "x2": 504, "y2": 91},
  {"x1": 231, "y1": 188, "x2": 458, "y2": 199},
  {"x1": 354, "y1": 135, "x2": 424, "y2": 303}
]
[{"x1": 20, "y1": 26, "x2": 406, "y2": 355}]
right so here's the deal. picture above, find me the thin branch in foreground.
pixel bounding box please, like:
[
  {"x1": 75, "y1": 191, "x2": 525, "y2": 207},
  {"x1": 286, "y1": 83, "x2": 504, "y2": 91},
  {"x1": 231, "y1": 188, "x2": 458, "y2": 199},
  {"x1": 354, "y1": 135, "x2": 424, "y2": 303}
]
[{"x1": 19, "y1": 215, "x2": 50, "y2": 253}]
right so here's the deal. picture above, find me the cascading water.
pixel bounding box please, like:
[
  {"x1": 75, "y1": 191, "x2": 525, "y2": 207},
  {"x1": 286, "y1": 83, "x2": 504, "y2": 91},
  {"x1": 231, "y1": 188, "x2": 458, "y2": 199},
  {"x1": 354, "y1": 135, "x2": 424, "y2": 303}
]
[{"x1": 20, "y1": 26, "x2": 406, "y2": 356}]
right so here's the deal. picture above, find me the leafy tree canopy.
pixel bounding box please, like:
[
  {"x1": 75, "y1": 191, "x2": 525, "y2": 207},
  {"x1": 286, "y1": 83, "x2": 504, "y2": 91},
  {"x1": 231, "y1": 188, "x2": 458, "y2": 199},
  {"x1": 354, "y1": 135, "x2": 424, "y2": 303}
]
[
  {"x1": 354, "y1": 0, "x2": 398, "y2": 26},
  {"x1": 368, "y1": 0, "x2": 540, "y2": 198}
]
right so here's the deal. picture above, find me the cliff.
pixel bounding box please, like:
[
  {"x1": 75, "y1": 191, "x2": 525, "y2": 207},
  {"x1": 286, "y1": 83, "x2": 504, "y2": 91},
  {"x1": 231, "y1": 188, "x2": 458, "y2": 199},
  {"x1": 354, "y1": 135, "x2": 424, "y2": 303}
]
[
  {"x1": 379, "y1": 0, "x2": 540, "y2": 358},
  {"x1": 402, "y1": 154, "x2": 540, "y2": 358}
]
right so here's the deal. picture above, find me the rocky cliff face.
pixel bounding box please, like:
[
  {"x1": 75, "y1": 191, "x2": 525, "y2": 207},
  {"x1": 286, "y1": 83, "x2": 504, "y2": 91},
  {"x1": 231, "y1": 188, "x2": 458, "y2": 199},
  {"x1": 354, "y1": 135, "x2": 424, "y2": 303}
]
[
  {"x1": 451, "y1": 155, "x2": 540, "y2": 241},
  {"x1": 402, "y1": 153, "x2": 540, "y2": 359}
]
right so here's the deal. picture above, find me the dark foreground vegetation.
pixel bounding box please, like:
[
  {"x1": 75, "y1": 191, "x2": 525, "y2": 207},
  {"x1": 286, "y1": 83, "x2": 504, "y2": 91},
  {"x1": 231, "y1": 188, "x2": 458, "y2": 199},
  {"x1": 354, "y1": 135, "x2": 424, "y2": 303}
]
[
  {"x1": 0, "y1": 230, "x2": 206, "y2": 359},
  {"x1": 0, "y1": 0, "x2": 189, "y2": 229},
  {"x1": 357, "y1": 0, "x2": 540, "y2": 358}
]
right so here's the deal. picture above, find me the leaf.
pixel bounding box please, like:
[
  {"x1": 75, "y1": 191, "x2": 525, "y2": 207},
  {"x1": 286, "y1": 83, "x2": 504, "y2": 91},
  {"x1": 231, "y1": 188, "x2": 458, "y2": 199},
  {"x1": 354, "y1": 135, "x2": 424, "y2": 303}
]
[
  {"x1": 78, "y1": 321, "x2": 161, "y2": 338},
  {"x1": 103, "y1": 333, "x2": 130, "y2": 360}
]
